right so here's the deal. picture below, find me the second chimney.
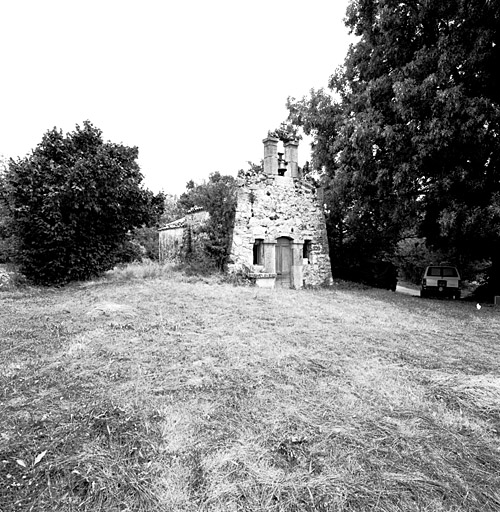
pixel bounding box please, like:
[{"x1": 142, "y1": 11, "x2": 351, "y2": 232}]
[
  {"x1": 263, "y1": 137, "x2": 279, "y2": 175},
  {"x1": 284, "y1": 141, "x2": 299, "y2": 178}
]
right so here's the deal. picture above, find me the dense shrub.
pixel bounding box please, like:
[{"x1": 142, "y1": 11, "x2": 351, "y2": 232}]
[{"x1": 6, "y1": 122, "x2": 160, "y2": 285}]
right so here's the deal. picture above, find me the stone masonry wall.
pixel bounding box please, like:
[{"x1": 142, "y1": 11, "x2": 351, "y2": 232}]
[{"x1": 228, "y1": 168, "x2": 332, "y2": 288}]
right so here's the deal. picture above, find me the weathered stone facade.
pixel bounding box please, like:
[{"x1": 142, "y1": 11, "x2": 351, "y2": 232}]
[
  {"x1": 228, "y1": 137, "x2": 332, "y2": 288},
  {"x1": 158, "y1": 138, "x2": 332, "y2": 289}
]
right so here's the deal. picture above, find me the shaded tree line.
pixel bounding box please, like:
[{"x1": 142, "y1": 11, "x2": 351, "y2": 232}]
[{"x1": 287, "y1": 0, "x2": 500, "y2": 298}]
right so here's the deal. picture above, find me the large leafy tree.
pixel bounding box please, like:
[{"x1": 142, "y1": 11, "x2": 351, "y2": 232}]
[
  {"x1": 288, "y1": 0, "x2": 500, "y2": 287},
  {"x1": 7, "y1": 121, "x2": 159, "y2": 284}
]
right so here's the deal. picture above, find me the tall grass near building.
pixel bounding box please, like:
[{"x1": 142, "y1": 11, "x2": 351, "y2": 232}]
[{"x1": 1, "y1": 264, "x2": 499, "y2": 511}]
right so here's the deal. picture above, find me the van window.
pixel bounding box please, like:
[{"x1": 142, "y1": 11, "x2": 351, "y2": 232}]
[{"x1": 427, "y1": 266, "x2": 458, "y2": 277}]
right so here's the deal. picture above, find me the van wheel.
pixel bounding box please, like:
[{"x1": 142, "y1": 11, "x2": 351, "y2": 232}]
[{"x1": 420, "y1": 290, "x2": 427, "y2": 298}]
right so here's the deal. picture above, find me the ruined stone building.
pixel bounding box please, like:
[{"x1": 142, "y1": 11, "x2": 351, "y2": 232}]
[
  {"x1": 158, "y1": 137, "x2": 332, "y2": 289},
  {"x1": 228, "y1": 137, "x2": 332, "y2": 288}
]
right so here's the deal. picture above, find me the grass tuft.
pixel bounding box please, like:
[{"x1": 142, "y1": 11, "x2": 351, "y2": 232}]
[
  {"x1": 0, "y1": 265, "x2": 28, "y2": 291},
  {"x1": 428, "y1": 373, "x2": 500, "y2": 420},
  {"x1": 104, "y1": 260, "x2": 175, "y2": 282}
]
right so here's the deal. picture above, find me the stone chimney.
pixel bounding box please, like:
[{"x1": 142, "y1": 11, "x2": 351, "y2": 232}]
[
  {"x1": 284, "y1": 141, "x2": 299, "y2": 178},
  {"x1": 263, "y1": 137, "x2": 279, "y2": 175}
]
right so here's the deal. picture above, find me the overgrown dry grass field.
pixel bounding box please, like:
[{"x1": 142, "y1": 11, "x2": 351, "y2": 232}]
[{"x1": 1, "y1": 263, "x2": 500, "y2": 512}]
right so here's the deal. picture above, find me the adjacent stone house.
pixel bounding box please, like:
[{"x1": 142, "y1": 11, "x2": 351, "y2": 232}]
[
  {"x1": 159, "y1": 137, "x2": 332, "y2": 289},
  {"x1": 158, "y1": 207, "x2": 209, "y2": 262}
]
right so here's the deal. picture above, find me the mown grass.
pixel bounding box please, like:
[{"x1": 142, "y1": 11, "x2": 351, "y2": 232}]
[{"x1": 1, "y1": 262, "x2": 500, "y2": 511}]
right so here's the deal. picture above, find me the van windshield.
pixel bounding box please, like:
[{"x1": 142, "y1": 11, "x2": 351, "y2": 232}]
[{"x1": 427, "y1": 266, "x2": 458, "y2": 277}]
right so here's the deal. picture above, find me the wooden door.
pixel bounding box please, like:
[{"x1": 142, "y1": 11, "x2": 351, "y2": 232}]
[{"x1": 275, "y1": 237, "x2": 292, "y2": 287}]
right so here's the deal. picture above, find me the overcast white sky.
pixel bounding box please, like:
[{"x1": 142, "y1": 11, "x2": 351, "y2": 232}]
[{"x1": 1, "y1": 0, "x2": 352, "y2": 195}]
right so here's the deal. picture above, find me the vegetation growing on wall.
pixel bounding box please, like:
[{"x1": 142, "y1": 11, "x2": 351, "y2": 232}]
[
  {"x1": 267, "y1": 121, "x2": 302, "y2": 144},
  {"x1": 177, "y1": 172, "x2": 237, "y2": 270}
]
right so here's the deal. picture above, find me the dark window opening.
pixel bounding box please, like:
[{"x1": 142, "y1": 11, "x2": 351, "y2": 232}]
[
  {"x1": 253, "y1": 239, "x2": 264, "y2": 265},
  {"x1": 303, "y1": 240, "x2": 312, "y2": 264}
]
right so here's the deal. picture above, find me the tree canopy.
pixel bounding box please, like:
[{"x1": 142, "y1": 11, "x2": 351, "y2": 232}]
[
  {"x1": 288, "y1": 0, "x2": 500, "y2": 287},
  {"x1": 0, "y1": 156, "x2": 17, "y2": 263},
  {"x1": 6, "y1": 121, "x2": 160, "y2": 284}
]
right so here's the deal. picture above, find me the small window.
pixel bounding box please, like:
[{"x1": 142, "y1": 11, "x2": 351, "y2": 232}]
[
  {"x1": 253, "y1": 239, "x2": 264, "y2": 265},
  {"x1": 303, "y1": 240, "x2": 312, "y2": 264}
]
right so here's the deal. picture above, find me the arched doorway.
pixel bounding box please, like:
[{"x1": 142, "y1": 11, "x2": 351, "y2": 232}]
[{"x1": 275, "y1": 237, "x2": 292, "y2": 288}]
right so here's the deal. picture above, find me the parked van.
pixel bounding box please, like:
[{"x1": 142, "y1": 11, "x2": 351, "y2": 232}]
[{"x1": 420, "y1": 265, "x2": 461, "y2": 299}]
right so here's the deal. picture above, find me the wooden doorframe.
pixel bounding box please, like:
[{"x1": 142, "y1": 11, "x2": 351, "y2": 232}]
[{"x1": 275, "y1": 236, "x2": 293, "y2": 287}]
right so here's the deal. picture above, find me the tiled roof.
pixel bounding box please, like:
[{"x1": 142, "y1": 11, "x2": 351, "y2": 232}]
[
  {"x1": 158, "y1": 216, "x2": 186, "y2": 231},
  {"x1": 158, "y1": 206, "x2": 207, "y2": 231}
]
